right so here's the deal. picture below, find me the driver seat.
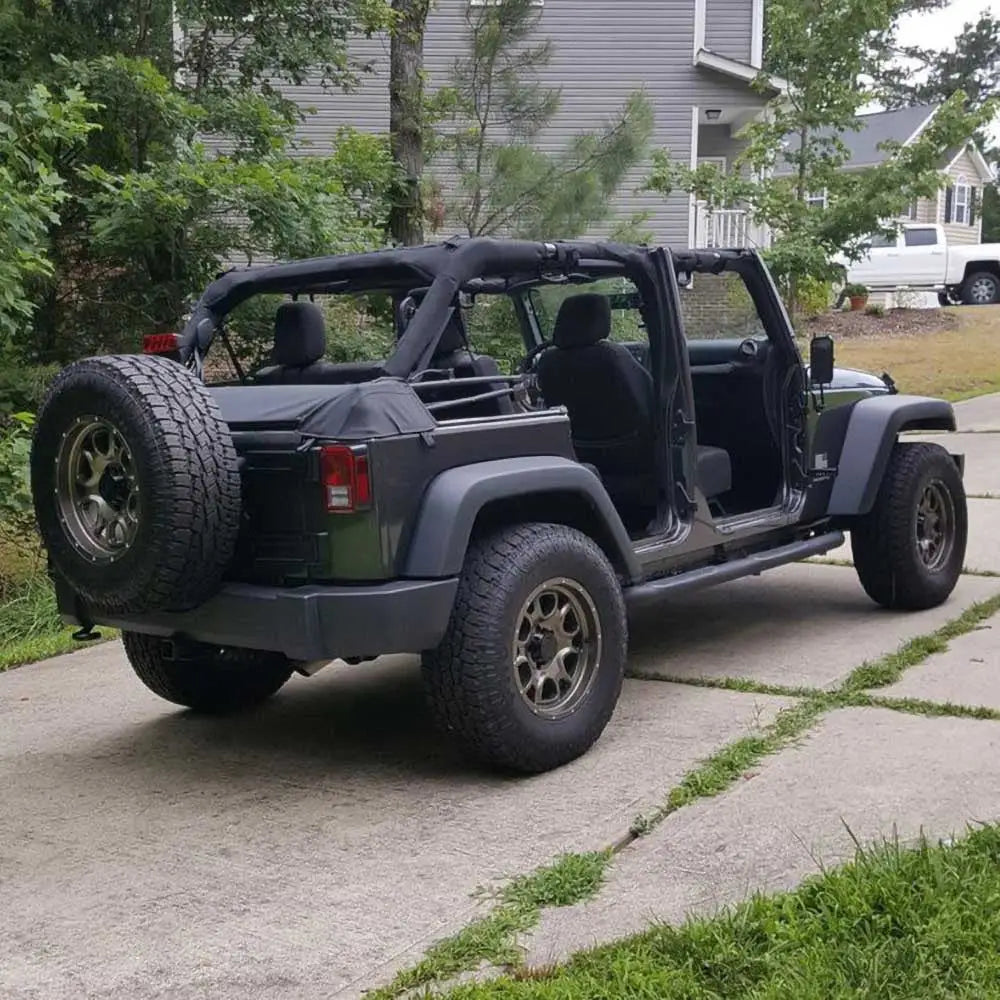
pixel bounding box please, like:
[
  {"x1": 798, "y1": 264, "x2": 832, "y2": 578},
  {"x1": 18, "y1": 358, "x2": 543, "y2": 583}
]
[
  {"x1": 536, "y1": 294, "x2": 659, "y2": 512},
  {"x1": 536, "y1": 294, "x2": 733, "y2": 510}
]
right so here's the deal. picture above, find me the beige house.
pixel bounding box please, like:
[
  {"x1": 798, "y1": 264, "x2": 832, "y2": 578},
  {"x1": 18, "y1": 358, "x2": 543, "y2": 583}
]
[
  {"x1": 790, "y1": 104, "x2": 995, "y2": 245},
  {"x1": 906, "y1": 142, "x2": 994, "y2": 245}
]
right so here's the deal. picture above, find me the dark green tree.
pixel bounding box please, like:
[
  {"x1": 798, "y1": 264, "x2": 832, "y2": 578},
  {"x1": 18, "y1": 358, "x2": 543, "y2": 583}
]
[
  {"x1": 877, "y1": 11, "x2": 1000, "y2": 244},
  {"x1": 0, "y1": 0, "x2": 397, "y2": 363}
]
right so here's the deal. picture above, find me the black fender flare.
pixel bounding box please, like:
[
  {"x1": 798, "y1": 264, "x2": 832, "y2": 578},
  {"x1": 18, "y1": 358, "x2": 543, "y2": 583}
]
[
  {"x1": 827, "y1": 395, "x2": 957, "y2": 516},
  {"x1": 403, "y1": 456, "x2": 642, "y2": 581}
]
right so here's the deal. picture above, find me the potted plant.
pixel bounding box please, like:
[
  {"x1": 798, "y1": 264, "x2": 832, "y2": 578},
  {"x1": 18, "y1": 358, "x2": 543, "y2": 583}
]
[{"x1": 844, "y1": 282, "x2": 869, "y2": 311}]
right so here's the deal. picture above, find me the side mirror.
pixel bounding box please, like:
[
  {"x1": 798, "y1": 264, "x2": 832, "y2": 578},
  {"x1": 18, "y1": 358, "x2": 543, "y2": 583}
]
[{"x1": 810, "y1": 335, "x2": 835, "y2": 386}]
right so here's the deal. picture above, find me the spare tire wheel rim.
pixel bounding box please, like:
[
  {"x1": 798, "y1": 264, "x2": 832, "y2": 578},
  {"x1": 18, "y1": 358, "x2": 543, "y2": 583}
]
[
  {"x1": 55, "y1": 416, "x2": 140, "y2": 562},
  {"x1": 512, "y1": 577, "x2": 602, "y2": 720},
  {"x1": 915, "y1": 479, "x2": 955, "y2": 572}
]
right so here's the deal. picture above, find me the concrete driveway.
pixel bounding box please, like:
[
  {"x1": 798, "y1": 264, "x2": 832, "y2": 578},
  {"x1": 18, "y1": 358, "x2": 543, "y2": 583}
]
[{"x1": 3, "y1": 393, "x2": 999, "y2": 999}]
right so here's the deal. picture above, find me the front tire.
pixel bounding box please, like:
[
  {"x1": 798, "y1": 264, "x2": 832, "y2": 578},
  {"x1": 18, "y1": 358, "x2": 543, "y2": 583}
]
[
  {"x1": 961, "y1": 271, "x2": 1000, "y2": 306},
  {"x1": 851, "y1": 443, "x2": 967, "y2": 610},
  {"x1": 422, "y1": 523, "x2": 627, "y2": 773},
  {"x1": 123, "y1": 632, "x2": 294, "y2": 713}
]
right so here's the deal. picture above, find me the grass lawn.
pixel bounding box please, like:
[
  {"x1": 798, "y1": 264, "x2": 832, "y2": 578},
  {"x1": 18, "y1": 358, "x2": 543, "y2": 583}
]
[
  {"x1": 444, "y1": 825, "x2": 1000, "y2": 999},
  {"x1": 0, "y1": 538, "x2": 82, "y2": 671},
  {"x1": 832, "y1": 305, "x2": 1000, "y2": 402}
]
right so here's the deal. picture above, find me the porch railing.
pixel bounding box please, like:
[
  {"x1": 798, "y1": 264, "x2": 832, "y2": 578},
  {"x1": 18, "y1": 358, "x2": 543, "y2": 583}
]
[{"x1": 696, "y1": 202, "x2": 771, "y2": 249}]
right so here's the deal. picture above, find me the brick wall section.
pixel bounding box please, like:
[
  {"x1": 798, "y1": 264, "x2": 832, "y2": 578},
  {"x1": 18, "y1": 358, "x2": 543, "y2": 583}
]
[{"x1": 679, "y1": 274, "x2": 761, "y2": 339}]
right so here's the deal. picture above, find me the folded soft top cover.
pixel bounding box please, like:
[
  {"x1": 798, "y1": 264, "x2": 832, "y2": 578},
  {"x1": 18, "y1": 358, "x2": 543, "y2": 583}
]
[{"x1": 210, "y1": 378, "x2": 436, "y2": 441}]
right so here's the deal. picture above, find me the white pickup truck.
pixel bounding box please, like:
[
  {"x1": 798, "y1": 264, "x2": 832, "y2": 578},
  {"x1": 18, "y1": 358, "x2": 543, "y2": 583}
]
[{"x1": 846, "y1": 223, "x2": 1000, "y2": 306}]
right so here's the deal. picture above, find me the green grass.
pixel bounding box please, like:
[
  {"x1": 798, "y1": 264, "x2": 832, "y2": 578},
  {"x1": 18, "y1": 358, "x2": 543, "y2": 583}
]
[
  {"x1": 0, "y1": 568, "x2": 77, "y2": 671},
  {"x1": 444, "y1": 824, "x2": 1000, "y2": 999},
  {"x1": 630, "y1": 698, "x2": 825, "y2": 837},
  {"x1": 0, "y1": 540, "x2": 115, "y2": 670},
  {"x1": 840, "y1": 594, "x2": 1000, "y2": 693},
  {"x1": 368, "y1": 852, "x2": 612, "y2": 1000},
  {"x1": 0, "y1": 627, "x2": 81, "y2": 671}
]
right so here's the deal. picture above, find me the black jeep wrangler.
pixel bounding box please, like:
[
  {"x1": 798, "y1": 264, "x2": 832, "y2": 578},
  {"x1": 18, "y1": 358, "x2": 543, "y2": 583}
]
[{"x1": 31, "y1": 239, "x2": 967, "y2": 772}]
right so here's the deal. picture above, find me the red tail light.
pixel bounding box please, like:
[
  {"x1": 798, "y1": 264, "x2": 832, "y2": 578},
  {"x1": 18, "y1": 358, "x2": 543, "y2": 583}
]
[
  {"x1": 143, "y1": 333, "x2": 180, "y2": 355},
  {"x1": 321, "y1": 445, "x2": 372, "y2": 514}
]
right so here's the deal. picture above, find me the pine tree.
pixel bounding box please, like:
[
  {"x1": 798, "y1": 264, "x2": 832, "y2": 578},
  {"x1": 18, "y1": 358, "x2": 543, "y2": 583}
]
[{"x1": 428, "y1": 0, "x2": 653, "y2": 239}]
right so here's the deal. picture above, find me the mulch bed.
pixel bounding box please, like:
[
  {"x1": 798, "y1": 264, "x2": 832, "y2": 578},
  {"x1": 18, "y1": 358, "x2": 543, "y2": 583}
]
[{"x1": 803, "y1": 308, "x2": 960, "y2": 340}]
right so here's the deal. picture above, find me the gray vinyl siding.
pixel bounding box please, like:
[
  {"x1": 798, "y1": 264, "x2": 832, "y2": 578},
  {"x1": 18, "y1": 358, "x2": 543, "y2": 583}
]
[
  {"x1": 290, "y1": 35, "x2": 390, "y2": 152},
  {"x1": 272, "y1": 0, "x2": 767, "y2": 247},
  {"x1": 705, "y1": 0, "x2": 753, "y2": 64}
]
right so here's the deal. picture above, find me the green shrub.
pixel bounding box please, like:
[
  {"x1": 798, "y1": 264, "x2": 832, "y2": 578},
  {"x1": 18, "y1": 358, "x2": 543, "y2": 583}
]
[
  {"x1": 794, "y1": 276, "x2": 834, "y2": 319},
  {"x1": 865, "y1": 302, "x2": 886, "y2": 317},
  {"x1": 0, "y1": 411, "x2": 36, "y2": 546},
  {"x1": 0, "y1": 363, "x2": 59, "y2": 416}
]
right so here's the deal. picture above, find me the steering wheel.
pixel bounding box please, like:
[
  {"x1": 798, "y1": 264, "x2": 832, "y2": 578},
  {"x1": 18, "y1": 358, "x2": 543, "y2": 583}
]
[{"x1": 518, "y1": 340, "x2": 554, "y2": 375}]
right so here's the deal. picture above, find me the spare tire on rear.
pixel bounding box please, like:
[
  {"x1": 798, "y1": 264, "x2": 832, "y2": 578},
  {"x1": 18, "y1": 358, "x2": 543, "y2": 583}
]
[{"x1": 31, "y1": 355, "x2": 241, "y2": 614}]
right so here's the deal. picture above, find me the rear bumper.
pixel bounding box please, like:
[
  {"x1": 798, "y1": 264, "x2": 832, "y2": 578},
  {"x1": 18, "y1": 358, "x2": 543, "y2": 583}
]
[{"x1": 57, "y1": 577, "x2": 459, "y2": 662}]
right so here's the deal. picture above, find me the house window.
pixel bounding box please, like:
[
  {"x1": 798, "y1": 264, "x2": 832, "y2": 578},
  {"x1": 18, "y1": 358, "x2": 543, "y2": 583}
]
[
  {"x1": 806, "y1": 190, "x2": 828, "y2": 209},
  {"x1": 906, "y1": 200, "x2": 920, "y2": 221},
  {"x1": 953, "y1": 176, "x2": 971, "y2": 225}
]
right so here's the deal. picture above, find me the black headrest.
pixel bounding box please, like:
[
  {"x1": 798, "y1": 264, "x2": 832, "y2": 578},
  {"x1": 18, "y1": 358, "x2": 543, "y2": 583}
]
[
  {"x1": 552, "y1": 294, "x2": 612, "y2": 349},
  {"x1": 434, "y1": 309, "x2": 469, "y2": 357},
  {"x1": 273, "y1": 301, "x2": 326, "y2": 367}
]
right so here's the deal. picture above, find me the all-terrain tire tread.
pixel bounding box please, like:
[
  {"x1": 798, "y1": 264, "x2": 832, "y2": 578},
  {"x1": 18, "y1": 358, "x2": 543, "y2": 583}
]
[
  {"x1": 851, "y1": 442, "x2": 967, "y2": 610},
  {"x1": 422, "y1": 522, "x2": 627, "y2": 773},
  {"x1": 122, "y1": 631, "x2": 293, "y2": 713}
]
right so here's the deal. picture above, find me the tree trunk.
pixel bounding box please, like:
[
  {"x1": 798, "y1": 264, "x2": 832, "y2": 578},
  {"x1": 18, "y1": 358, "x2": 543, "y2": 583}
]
[
  {"x1": 788, "y1": 123, "x2": 810, "y2": 325},
  {"x1": 389, "y1": 0, "x2": 431, "y2": 246}
]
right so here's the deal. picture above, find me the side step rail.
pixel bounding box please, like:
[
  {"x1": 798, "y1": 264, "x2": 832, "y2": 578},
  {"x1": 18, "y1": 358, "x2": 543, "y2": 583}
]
[{"x1": 624, "y1": 531, "x2": 844, "y2": 612}]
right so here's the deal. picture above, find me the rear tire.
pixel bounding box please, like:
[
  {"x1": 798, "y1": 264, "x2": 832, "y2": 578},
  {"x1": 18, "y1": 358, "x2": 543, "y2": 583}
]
[
  {"x1": 422, "y1": 523, "x2": 627, "y2": 773},
  {"x1": 31, "y1": 355, "x2": 240, "y2": 614},
  {"x1": 851, "y1": 443, "x2": 967, "y2": 610},
  {"x1": 123, "y1": 632, "x2": 294, "y2": 713},
  {"x1": 961, "y1": 271, "x2": 1000, "y2": 306}
]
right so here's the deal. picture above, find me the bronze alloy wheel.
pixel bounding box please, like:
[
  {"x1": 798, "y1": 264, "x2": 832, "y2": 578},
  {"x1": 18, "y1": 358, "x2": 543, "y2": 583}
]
[
  {"x1": 512, "y1": 577, "x2": 602, "y2": 720},
  {"x1": 915, "y1": 478, "x2": 956, "y2": 573},
  {"x1": 55, "y1": 416, "x2": 140, "y2": 562}
]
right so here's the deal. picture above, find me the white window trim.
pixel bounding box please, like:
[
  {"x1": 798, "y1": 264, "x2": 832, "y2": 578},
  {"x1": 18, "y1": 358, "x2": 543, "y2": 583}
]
[
  {"x1": 806, "y1": 189, "x2": 828, "y2": 209},
  {"x1": 688, "y1": 106, "x2": 700, "y2": 247},
  {"x1": 953, "y1": 175, "x2": 971, "y2": 226},
  {"x1": 693, "y1": 0, "x2": 706, "y2": 61},
  {"x1": 750, "y1": 0, "x2": 764, "y2": 67}
]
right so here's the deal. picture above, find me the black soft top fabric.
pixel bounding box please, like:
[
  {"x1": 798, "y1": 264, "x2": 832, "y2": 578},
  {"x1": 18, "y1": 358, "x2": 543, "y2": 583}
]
[{"x1": 210, "y1": 379, "x2": 436, "y2": 440}]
